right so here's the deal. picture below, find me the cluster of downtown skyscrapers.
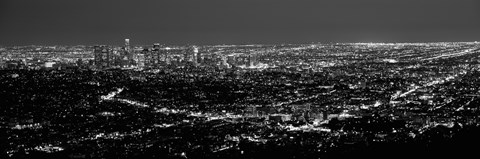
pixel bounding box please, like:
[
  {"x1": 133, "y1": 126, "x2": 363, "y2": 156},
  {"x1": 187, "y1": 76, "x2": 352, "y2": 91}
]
[{"x1": 94, "y1": 39, "x2": 259, "y2": 69}]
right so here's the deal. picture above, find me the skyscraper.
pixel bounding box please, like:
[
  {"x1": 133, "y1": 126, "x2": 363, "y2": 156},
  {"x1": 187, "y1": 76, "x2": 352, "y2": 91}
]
[
  {"x1": 184, "y1": 47, "x2": 192, "y2": 62},
  {"x1": 123, "y1": 39, "x2": 133, "y2": 67},
  {"x1": 143, "y1": 43, "x2": 166, "y2": 68},
  {"x1": 153, "y1": 43, "x2": 166, "y2": 65},
  {"x1": 152, "y1": 44, "x2": 159, "y2": 67},
  {"x1": 193, "y1": 46, "x2": 199, "y2": 66},
  {"x1": 94, "y1": 45, "x2": 112, "y2": 69},
  {"x1": 136, "y1": 54, "x2": 145, "y2": 68},
  {"x1": 125, "y1": 39, "x2": 130, "y2": 51},
  {"x1": 143, "y1": 48, "x2": 154, "y2": 68},
  {"x1": 197, "y1": 47, "x2": 204, "y2": 65},
  {"x1": 182, "y1": 46, "x2": 199, "y2": 66}
]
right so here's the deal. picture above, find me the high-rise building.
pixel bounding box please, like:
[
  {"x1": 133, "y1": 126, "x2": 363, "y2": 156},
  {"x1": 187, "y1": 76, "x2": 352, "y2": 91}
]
[
  {"x1": 197, "y1": 47, "x2": 204, "y2": 65},
  {"x1": 121, "y1": 39, "x2": 133, "y2": 67},
  {"x1": 125, "y1": 39, "x2": 130, "y2": 51},
  {"x1": 151, "y1": 45, "x2": 160, "y2": 67},
  {"x1": 136, "y1": 54, "x2": 145, "y2": 68},
  {"x1": 154, "y1": 43, "x2": 168, "y2": 65},
  {"x1": 144, "y1": 43, "x2": 168, "y2": 68},
  {"x1": 193, "y1": 46, "x2": 199, "y2": 66},
  {"x1": 143, "y1": 48, "x2": 154, "y2": 68},
  {"x1": 183, "y1": 46, "x2": 192, "y2": 62},
  {"x1": 181, "y1": 46, "x2": 200, "y2": 66},
  {"x1": 94, "y1": 45, "x2": 112, "y2": 69}
]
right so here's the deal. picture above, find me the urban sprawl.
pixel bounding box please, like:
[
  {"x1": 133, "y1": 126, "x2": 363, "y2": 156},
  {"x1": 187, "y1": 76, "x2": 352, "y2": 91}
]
[{"x1": 2, "y1": 40, "x2": 480, "y2": 158}]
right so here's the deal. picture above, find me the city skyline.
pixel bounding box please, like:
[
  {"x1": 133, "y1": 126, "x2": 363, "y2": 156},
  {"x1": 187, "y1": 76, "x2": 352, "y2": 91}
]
[
  {"x1": 1, "y1": 0, "x2": 480, "y2": 46},
  {"x1": 4, "y1": 1, "x2": 480, "y2": 158},
  {"x1": 3, "y1": 40, "x2": 480, "y2": 158}
]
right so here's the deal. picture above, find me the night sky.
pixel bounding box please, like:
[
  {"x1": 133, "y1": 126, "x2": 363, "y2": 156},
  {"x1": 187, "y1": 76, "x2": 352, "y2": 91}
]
[{"x1": 1, "y1": 0, "x2": 479, "y2": 45}]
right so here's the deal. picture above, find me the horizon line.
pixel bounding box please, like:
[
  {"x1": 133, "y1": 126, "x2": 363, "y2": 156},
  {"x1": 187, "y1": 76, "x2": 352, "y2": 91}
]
[{"x1": 1, "y1": 41, "x2": 479, "y2": 47}]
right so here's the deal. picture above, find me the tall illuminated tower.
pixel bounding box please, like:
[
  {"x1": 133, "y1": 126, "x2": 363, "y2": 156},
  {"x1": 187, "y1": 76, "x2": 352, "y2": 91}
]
[
  {"x1": 94, "y1": 45, "x2": 111, "y2": 69},
  {"x1": 196, "y1": 47, "x2": 203, "y2": 65},
  {"x1": 183, "y1": 47, "x2": 191, "y2": 62},
  {"x1": 152, "y1": 43, "x2": 161, "y2": 67},
  {"x1": 125, "y1": 39, "x2": 130, "y2": 51},
  {"x1": 193, "y1": 46, "x2": 199, "y2": 66},
  {"x1": 118, "y1": 39, "x2": 131, "y2": 67},
  {"x1": 142, "y1": 48, "x2": 153, "y2": 68}
]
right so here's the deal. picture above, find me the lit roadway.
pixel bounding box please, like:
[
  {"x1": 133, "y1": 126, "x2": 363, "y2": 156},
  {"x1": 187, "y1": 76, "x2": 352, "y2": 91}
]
[{"x1": 391, "y1": 48, "x2": 479, "y2": 101}]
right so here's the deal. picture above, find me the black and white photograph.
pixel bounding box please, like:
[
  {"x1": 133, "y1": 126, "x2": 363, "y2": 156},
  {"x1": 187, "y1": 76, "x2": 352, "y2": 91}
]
[{"x1": 1, "y1": 0, "x2": 480, "y2": 158}]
